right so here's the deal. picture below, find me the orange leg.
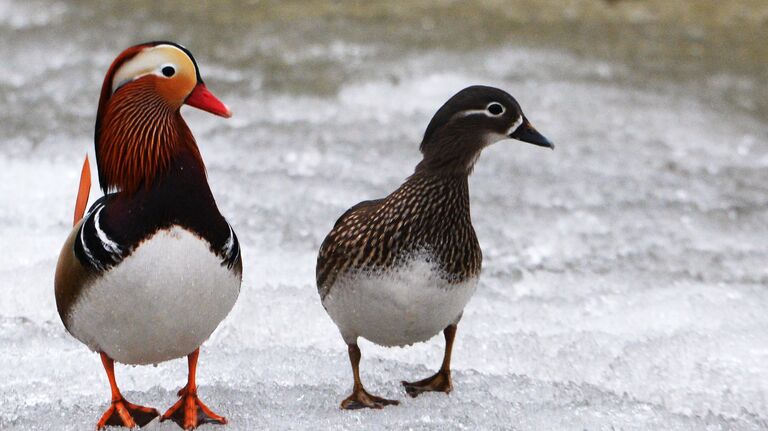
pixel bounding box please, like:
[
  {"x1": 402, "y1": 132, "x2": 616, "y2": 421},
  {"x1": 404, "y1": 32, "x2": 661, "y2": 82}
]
[
  {"x1": 96, "y1": 352, "x2": 159, "y2": 429},
  {"x1": 340, "y1": 344, "x2": 400, "y2": 410},
  {"x1": 402, "y1": 324, "x2": 457, "y2": 397},
  {"x1": 161, "y1": 348, "x2": 227, "y2": 430}
]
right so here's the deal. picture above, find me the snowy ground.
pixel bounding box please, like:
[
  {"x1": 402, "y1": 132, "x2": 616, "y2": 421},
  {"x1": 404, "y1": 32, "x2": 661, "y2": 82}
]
[{"x1": 2, "y1": 1, "x2": 768, "y2": 430}]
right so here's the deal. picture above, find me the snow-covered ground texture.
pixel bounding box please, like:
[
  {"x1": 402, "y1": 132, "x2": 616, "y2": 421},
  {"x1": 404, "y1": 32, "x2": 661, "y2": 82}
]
[{"x1": 2, "y1": 1, "x2": 768, "y2": 430}]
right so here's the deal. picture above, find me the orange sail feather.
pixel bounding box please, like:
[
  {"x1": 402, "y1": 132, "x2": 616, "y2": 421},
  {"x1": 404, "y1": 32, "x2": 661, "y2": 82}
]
[{"x1": 73, "y1": 155, "x2": 91, "y2": 226}]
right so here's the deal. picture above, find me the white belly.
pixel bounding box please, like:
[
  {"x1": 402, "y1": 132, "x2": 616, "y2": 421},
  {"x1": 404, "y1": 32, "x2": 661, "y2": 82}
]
[
  {"x1": 68, "y1": 226, "x2": 241, "y2": 365},
  {"x1": 322, "y1": 255, "x2": 478, "y2": 347}
]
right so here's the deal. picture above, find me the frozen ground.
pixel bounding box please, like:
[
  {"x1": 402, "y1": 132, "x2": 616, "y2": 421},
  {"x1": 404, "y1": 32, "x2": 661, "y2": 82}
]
[{"x1": 1, "y1": 1, "x2": 768, "y2": 430}]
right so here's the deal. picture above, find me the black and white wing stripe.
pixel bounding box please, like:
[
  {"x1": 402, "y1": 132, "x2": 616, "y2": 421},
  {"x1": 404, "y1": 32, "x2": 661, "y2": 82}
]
[
  {"x1": 74, "y1": 198, "x2": 125, "y2": 272},
  {"x1": 220, "y1": 223, "x2": 240, "y2": 270}
]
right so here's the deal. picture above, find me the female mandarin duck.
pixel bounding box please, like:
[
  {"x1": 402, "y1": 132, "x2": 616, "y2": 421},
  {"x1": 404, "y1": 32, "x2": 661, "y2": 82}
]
[
  {"x1": 316, "y1": 86, "x2": 553, "y2": 409},
  {"x1": 54, "y1": 42, "x2": 241, "y2": 430}
]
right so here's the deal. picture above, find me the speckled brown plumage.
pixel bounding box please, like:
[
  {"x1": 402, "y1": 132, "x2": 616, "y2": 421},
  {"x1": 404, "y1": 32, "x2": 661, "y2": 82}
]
[
  {"x1": 316, "y1": 85, "x2": 554, "y2": 410},
  {"x1": 317, "y1": 86, "x2": 553, "y2": 304},
  {"x1": 316, "y1": 171, "x2": 481, "y2": 299}
]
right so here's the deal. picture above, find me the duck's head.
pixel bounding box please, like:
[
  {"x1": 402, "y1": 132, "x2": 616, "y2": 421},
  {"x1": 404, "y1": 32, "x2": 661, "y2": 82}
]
[
  {"x1": 98, "y1": 41, "x2": 230, "y2": 119},
  {"x1": 417, "y1": 85, "x2": 553, "y2": 175},
  {"x1": 95, "y1": 41, "x2": 230, "y2": 194}
]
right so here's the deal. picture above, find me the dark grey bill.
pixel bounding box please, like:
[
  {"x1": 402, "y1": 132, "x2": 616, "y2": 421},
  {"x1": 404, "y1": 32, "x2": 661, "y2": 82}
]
[{"x1": 510, "y1": 117, "x2": 554, "y2": 149}]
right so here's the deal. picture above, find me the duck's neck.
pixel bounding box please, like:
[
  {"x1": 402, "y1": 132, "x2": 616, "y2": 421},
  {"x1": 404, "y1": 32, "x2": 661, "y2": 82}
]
[
  {"x1": 398, "y1": 171, "x2": 471, "y2": 222},
  {"x1": 95, "y1": 81, "x2": 205, "y2": 195},
  {"x1": 415, "y1": 129, "x2": 485, "y2": 176}
]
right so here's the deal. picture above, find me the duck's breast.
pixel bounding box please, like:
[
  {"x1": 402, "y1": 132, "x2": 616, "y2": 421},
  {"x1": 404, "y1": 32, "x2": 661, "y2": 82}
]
[
  {"x1": 322, "y1": 253, "x2": 478, "y2": 347},
  {"x1": 66, "y1": 226, "x2": 241, "y2": 365}
]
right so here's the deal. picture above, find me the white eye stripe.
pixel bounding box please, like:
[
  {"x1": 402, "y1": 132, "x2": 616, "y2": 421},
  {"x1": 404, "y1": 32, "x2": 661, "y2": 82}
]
[
  {"x1": 454, "y1": 109, "x2": 489, "y2": 118},
  {"x1": 112, "y1": 64, "x2": 177, "y2": 93},
  {"x1": 454, "y1": 102, "x2": 506, "y2": 119},
  {"x1": 110, "y1": 44, "x2": 189, "y2": 94}
]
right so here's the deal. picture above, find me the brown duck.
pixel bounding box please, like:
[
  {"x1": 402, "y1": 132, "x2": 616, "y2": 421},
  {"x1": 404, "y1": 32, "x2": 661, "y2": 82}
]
[{"x1": 316, "y1": 85, "x2": 554, "y2": 409}]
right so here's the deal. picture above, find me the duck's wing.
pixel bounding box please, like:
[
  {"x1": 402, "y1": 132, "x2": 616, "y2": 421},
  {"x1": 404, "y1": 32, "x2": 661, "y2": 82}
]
[
  {"x1": 55, "y1": 219, "x2": 92, "y2": 331},
  {"x1": 316, "y1": 198, "x2": 383, "y2": 299},
  {"x1": 55, "y1": 192, "x2": 125, "y2": 327},
  {"x1": 71, "y1": 195, "x2": 126, "y2": 273},
  {"x1": 219, "y1": 221, "x2": 242, "y2": 271},
  {"x1": 56, "y1": 156, "x2": 115, "y2": 330}
]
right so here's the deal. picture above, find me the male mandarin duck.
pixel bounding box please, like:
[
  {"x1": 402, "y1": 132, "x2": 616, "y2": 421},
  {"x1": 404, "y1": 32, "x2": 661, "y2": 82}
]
[
  {"x1": 316, "y1": 86, "x2": 553, "y2": 409},
  {"x1": 54, "y1": 41, "x2": 241, "y2": 429}
]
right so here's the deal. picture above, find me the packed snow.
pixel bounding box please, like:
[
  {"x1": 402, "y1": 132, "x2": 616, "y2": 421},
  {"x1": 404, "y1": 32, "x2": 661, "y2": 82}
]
[{"x1": 1, "y1": 1, "x2": 768, "y2": 430}]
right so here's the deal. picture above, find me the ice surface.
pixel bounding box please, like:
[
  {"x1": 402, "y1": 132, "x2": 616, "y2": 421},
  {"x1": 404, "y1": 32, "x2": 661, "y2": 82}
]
[{"x1": 1, "y1": 1, "x2": 768, "y2": 430}]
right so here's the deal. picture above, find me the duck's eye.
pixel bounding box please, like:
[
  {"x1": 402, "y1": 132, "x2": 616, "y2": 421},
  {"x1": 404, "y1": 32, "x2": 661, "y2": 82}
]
[
  {"x1": 487, "y1": 103, "x2": 504, "y2": 115},
  {"x1": 161, "y1": 66, "x2": 176, "y2": 77}
]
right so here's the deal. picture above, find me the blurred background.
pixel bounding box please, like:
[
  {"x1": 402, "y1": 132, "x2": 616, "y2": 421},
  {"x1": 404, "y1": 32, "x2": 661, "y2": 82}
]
[{"x1": 1, "y1": 1, "x2": 767, "y2": 430}]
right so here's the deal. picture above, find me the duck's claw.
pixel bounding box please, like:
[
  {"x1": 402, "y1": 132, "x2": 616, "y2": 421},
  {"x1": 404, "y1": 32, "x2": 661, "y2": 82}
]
[
  {"x1": 340, "y1": 387, "x2": 399, "y2": 410},
  {"x1": 161, "y1": 386, "x2": 226, "y2": 430},
  {"x1": 96, "y1": 398, "x2": 159, "y2": 429},
  {"x1": 402, "y1": 369, "x2": 453, "y2": 397}
]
